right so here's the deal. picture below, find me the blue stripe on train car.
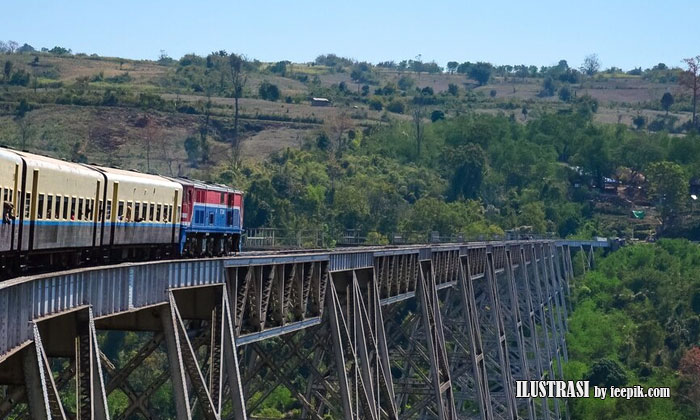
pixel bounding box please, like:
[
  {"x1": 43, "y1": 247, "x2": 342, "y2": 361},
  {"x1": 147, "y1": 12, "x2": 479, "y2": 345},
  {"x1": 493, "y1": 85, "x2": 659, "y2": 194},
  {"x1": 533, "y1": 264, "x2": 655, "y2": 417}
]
[{"x1": 10, "y1": 220, "x2": 174, "y2": 228}]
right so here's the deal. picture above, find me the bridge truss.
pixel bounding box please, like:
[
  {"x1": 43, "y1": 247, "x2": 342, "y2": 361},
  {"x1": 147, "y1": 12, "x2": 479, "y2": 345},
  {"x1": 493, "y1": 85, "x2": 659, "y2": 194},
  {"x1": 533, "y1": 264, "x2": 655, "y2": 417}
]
[{"x1": 0, "y1": 240, "x2": 603, "y2": 419}]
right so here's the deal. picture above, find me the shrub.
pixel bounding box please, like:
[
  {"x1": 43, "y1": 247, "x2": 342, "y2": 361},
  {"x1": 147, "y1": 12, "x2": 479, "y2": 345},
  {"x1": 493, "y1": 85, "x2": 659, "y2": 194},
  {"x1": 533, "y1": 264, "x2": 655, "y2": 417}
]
[
  {"x1": 369, "y1": 98, "x2": 383, "y2": 111},
  {"x1": 259, "y1": 81, "x2": 280, "y2": 101},
  {"x1": 386, "y1": 100, "x2": 405, "y2": 114}
]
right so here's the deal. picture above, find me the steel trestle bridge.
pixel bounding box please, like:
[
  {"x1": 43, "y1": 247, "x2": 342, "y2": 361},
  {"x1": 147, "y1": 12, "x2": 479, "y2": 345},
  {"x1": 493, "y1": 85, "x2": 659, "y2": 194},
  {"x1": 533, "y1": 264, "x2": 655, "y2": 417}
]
[{"x1": 0, "y1": 239, "x2": 606, "y2": 420}]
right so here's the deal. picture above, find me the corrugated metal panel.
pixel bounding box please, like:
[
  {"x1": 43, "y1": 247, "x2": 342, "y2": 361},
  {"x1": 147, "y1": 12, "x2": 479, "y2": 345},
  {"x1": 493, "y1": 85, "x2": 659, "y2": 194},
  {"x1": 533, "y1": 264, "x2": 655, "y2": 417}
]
[{"x1": 329, "y1": 252, "x2": 373, "y2": 271}]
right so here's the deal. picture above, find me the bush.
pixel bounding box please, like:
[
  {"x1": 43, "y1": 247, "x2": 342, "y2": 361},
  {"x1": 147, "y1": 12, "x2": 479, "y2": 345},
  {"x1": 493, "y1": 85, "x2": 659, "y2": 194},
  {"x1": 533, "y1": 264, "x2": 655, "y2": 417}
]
[
  {"x1": 431, "y1": 110, "x2": 445, "y2": 122},
  {"x1": 539, "y1": 77, "x2": 556, "y2": 97},
  {"x1": 632, "y1": 114, "x2": 646, "y2": 130},
  {"x1": 448, "y1": 83, "x2": 459, "y2": 96},
  {"x1": 9, "y1": 70, "x2": 30, "y2": 86},
  {"x1": 386, "y1": 100, "x2": 405, "y2": 114},
  {"x1": 398, "y1": 75, "x2": 414, "y2": 91},
  {"x1": 559, "y1": 86, "x2": 572, "y2": 102},
  {"x1": 259, "y1": 81, "x2": 280, "y2": 101},
  {"x1": 369, "y1": 98, "x2": 383, "y2": 111}
]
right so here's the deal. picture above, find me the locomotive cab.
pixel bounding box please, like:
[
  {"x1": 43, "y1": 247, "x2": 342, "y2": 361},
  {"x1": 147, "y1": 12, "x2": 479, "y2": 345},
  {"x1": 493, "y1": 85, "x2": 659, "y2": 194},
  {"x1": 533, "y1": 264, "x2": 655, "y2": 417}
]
[{"x1": 169, "y1": 178, "x2": 243, "y2": 257}]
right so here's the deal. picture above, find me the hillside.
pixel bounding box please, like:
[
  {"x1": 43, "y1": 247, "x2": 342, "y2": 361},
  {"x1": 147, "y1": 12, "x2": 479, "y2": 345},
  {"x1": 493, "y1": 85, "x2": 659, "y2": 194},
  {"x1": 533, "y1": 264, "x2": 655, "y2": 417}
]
[{"x1": 0, "y1": 50, "x2": 695, "y2": 176}]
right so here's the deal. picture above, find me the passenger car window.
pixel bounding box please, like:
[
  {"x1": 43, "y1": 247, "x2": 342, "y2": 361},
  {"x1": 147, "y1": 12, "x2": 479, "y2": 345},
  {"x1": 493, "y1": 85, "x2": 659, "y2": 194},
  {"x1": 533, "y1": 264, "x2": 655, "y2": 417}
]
[
  {"x1": 46, "y1": 195, "x2": 53, "y2": 219},
  {"x1": 37, "y1": 194, "x2": 44, "y2": 219},
  {"x1": 24, "y1": 193, "x2": 31, "y2": 218}
]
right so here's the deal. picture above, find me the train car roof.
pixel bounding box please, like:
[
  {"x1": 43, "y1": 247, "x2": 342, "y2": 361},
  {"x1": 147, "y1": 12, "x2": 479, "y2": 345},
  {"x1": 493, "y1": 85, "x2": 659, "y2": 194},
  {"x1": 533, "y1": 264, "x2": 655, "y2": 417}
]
[
  {"x1": 8, "y1": 148, "x2": 102, "y2": 179},
  {"x1": 89, "y1": 165, "x2": 182, "y2": 189},
  {"x1": 166, "y1": 177, "x2": 243, "y2": 194},
  {"x1": 0, "y1": 147, "x2": 23, "y2": 164}
]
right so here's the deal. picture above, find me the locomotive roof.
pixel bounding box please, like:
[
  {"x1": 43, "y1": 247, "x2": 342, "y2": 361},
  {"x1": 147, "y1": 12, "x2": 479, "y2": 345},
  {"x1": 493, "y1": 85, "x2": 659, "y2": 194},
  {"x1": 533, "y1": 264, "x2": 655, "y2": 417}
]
[{"x1": 166, "y1": 177, "x2": 242, "y2": 194}]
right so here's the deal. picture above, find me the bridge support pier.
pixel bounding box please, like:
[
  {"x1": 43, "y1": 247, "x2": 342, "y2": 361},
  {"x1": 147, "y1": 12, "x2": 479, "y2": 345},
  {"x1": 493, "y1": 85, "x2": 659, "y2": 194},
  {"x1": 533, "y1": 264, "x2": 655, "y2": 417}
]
[
  {"x1": 327, "y1": 268, "x2": 399, "y2": 419},
  {"x1": 20, "y1": 307, "x2": 110, "y2": 420},
  {"x1": 162, "y1": 285, "x2": 247, "y2": 420},
  {"x1": 417, "y1": 259, "x2": 457, "y2": 419}
]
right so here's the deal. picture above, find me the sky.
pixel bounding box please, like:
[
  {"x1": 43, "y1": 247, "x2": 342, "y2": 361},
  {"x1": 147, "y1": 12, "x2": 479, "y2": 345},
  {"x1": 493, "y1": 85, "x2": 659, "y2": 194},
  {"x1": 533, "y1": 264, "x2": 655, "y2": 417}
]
[{"x1": 4, "y1": 0, "x2": 699, "y2": 70}]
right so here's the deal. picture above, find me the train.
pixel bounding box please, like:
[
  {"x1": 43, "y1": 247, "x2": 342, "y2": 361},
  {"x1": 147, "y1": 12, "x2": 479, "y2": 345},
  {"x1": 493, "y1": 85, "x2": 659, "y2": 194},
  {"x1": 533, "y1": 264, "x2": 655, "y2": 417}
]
[{"x1": 0, "y1": 147, "x2": 243, "y2": 277}]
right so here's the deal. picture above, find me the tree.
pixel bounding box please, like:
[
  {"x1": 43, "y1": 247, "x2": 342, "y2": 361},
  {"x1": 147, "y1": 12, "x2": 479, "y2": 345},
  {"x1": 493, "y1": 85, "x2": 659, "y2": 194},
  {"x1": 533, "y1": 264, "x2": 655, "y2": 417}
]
[
  {"x1": 229, "y1": 53, "x2": 247, "y2": 158},
  {"x1": 444, "y1": 144, "x2": 486, "y2": 200},
  {"x1": 49, "y1": 46, "x2": 71, "y2": 55},
  {"x1": 539, "y1": 77, "x2": 556, "y2": 97},
  {"x1": 369, "y1": 98, "x2": 383, "y2": 111},
  {"x1": 586, "y1": 358, "x2": 627, "y2": 387},
  {"x1": 268, "y1": 60, "x2": 289, "y2": 75},
  {"x1": 632, "y1": 114, "x2": 646, "y2": 130},
  {"x1": 386, "y1": 100, "x2": 404, "y2": 114},
  {"x1": 397, "y1": 75, "x2": 414, "y2": 91},
  {"x1": 14, "y1": 100, "x2": 33, "y2": 150},
  {"x1": 430, "y1": 110, "x2": 445, "y2": 122},
  {"x1": 141, "y1": 115, "x2": 162, "y2": 173},
  {"x1": 680, "y1": 56, "x2": 700, "y2": 129},
  {"x1": 325, "y1": 111, "x2": 354, "y2": 153},
  {"x1": 646, "y1": 161, "x2": 688, "y2": 228},
  {"x1": 199, "y1": 99, "x2": 213, "y2": 164},
  {"x1": 559, "y1": 86, "x2": 571, "y2": 102},
  {"x1": 661, "y1": 92, "x2": 674, "y2": 115},
  {"x1": 468, "y1": 62, "x2": 492, "y2": 86},
  {"x1": 258, "y1": 81, "x2": 280, "y2": 101},
  {"x1": 184, "y1": 136, "x2": 201, "y2": 167},
  {"x1": 413, "y1": 106, "x2": 424, "y2": 158},
  {"x1": 447, "y1": 83, "x2": 459, "y2": 96},
  {"x1": 580, "y1": 53, "x2": 601, "y2": 76},
  {"x1": 446, "y1": 61, "x2": 458, "y2": 74},
  {"x1": 17, "y1": 43, "x2": 35, "y2": 53},
  {"x1": 7, "y1": 40, "x2": 18, "y2": 54},
  {"x1": 680, "y1": 347, "x2": 700, "y2": 415},
  {"x1": 3, "y1": 60, "x2": 12, "y2": 84}
]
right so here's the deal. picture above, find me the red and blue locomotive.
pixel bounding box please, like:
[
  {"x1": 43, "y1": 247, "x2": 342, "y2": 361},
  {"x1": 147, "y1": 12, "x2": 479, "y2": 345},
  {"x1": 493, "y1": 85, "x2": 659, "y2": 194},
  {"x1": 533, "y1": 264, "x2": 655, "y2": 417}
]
[{"x1": 175, "y1": 178, "x2": 243, "y2": 256}]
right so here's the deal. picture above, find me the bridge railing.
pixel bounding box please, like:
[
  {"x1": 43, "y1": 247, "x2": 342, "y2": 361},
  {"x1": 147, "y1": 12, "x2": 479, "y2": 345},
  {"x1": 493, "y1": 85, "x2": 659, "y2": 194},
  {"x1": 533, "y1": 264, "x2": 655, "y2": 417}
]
[{"x1": 245, "y1": 227, "x2": 560, "y2": 249}]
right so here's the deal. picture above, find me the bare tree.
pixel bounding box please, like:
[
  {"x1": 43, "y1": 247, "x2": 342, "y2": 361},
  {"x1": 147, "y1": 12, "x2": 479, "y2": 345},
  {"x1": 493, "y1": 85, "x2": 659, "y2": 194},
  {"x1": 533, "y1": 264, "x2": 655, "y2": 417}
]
[
  {"x1": 3, "y1": 60, "x2": 12, "y2": 84},
  {"x1": 580, "y1": 53, "x2": 601, "y2": 76},
  {"x1": 229, "y1": 53, "x2": 247, "y2": 159},
  {"x1": 199, "y1": 99, "x2": 212, "y2": 164},
  {"x1": 7, "y1": 41, "x2": 18, "y2": 54},
  {"x1": 325, "y1": 111, "x2": 354, "y2": 153},
  {"x1": 143, "y1": 115, "x2": 162, "y2": 173},
  {"x1": 680, "y1": 56, "x2": 700, "y2": 129},
  {"x1": 15, "y1": 115, "x2": 33, "y2": 149},
  {"x1": 0, "y1": 41, "x2": 7, "y2": 53}
]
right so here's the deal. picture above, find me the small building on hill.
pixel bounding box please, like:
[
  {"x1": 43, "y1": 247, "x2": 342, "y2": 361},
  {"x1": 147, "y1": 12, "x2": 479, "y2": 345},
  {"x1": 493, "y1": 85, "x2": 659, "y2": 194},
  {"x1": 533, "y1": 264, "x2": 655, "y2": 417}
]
[{"x1": 311, "y1": 97, "x2": 331, "y2": 107}]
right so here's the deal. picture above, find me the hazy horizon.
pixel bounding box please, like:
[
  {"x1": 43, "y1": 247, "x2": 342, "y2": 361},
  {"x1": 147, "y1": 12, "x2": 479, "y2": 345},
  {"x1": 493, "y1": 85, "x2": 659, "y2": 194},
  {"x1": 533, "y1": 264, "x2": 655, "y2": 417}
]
[{"x1": 5, "y1": 0, "x2": 700, "y2": 70}]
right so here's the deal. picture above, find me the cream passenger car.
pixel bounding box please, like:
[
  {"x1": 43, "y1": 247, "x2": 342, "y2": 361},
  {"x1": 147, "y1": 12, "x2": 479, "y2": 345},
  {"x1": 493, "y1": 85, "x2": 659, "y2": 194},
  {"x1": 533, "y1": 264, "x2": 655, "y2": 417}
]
[{"x1": 0, "y1": 147, "x2": 182, "y2": 273}]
